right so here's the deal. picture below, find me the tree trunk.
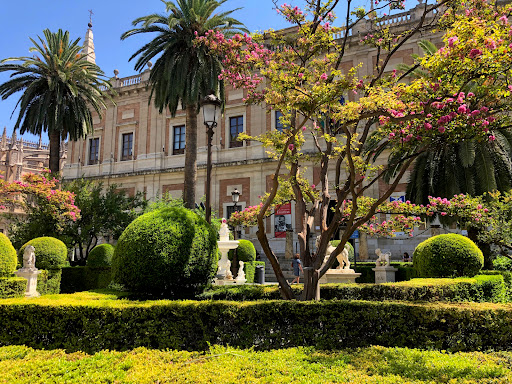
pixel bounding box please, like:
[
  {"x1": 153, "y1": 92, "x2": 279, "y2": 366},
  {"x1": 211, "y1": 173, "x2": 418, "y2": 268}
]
[
  {"x1": 183, "y1": 104, "x2": 198, "y2": 209},
  {"x1": 468, "y1": 227, "x2": 493, "y2": 269},
  {"x1": 302, "y1": 267, "x2": 320, "y2": 300},
  {"x1": 49, "y1": 132, "x2": 61, "y2": 175}
]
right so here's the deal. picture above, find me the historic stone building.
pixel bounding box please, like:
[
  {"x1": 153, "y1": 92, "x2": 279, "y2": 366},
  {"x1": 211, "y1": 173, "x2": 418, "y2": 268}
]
[
  {"x1": 0, "y1": 128, "x2": 67, "y2": 233},
  {"x1": 63, "y1": 4, "x2": 450, "y2": 260}
]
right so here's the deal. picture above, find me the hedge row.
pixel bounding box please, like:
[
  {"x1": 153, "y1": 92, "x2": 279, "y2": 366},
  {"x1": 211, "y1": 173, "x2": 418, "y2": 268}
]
[
  {"x1": 0, "y1": 278, "x2": 26, "y2": 299},
  {"x1": 60, "y1": 267, "x2": 111, "y2": 293},
  {"x1": 200, "y1": 275, "x2": 506, "y2": 302},
  {"x1": 0, "y1": 294, "x2": 511, "y2": 352},
  {"x1": 36, "y1": 270, "x2": 61, "y2": 295},
  {"x1": 1, "y1": 345, "x2": 511, "y2": 384}
]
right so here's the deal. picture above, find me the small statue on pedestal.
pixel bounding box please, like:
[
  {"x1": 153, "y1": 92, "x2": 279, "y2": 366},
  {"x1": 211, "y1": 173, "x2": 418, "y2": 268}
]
[{"x1": 375, "y1": 248, "x2": 391, "y2": 267}]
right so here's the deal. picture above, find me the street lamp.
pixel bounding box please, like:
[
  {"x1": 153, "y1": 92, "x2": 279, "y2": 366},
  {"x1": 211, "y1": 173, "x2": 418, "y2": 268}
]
[
  {"x1": 231, "y1": 187, "x2": 241, "y2": 239},
  {"x1": 201, "y1": 92, "x2": 222, "y2": 223}
]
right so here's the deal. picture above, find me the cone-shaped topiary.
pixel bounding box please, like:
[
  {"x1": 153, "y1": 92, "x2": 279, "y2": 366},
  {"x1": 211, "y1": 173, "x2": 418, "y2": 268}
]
[
  {"x1": 0, "y1": 233, "x2": 17, "y2": 277},
  {"x1": 112, "y1": 207, "x2": 218, "y2": 298},
  {"x1": 228, "y1": 239, "x2": 256, "y2": 262},
  {"x1": 19, "y1": 237, "x2": 68, "y2": 270},
  {"x1": 87, "y1": 244, "x2": 115, "y2": 267},
  {"x1": 414, "y1": 234, "x2": 484, "y2": 277}
]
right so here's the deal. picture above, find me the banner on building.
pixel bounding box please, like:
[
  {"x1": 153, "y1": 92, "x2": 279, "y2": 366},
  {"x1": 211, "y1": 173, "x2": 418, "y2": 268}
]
[{"x1": 275, "y1": 203, "x2": 292, "y2": 238}]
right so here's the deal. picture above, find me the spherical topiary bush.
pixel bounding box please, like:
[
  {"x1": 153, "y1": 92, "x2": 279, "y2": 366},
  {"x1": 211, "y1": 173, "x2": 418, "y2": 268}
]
[
  {"x1": 228, "y1": 239, "x2": 256, "y2": 262},
  {"x1": 112, "y1": 207, "x2": 218, "y2": 297},
  {"x1": 87, "y1": 244, "x2": 115, "y2": 267},
  {"x1": 0, "y1": 233, "x2": 17, "y2": 277},
  {"x1": 413, "y1": 234, "x2": 483, "y2": 277},
  {"x1": 19, "y1": 237, "x2": 68, "y2": 270}
]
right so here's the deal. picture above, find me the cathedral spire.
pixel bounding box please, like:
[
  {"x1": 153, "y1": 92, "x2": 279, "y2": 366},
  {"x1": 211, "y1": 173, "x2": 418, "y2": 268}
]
[{"x1": 82, "y1": 10, "x2": 96, "y2": 64}]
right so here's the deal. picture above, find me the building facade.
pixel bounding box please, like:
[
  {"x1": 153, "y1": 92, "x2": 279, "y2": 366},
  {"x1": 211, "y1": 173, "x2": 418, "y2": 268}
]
[{"x1": 64, "y1": 5, "x2": 450, "y2": 259}]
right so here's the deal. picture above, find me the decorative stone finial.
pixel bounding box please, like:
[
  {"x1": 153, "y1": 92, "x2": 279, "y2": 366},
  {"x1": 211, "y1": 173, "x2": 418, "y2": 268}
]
[
  {"x1": 114, "y1": 69, "x2": 119, "y2": 78},
  {"x1": 147, "y1": 61, "x2": 153, "y2": 69}
]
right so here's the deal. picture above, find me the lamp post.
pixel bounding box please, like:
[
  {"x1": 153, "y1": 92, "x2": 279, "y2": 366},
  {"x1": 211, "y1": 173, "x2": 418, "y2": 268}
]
[
  {"x1": 201, "y1": 92, "x2": 222, "y2": 223},
  {"x1": 231, "y1": 187, "x2": 241, "y2": 278}
]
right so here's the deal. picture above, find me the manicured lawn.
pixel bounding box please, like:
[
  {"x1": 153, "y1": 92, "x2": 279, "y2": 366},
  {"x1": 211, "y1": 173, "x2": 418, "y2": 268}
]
[{"x1": 0, "y1": 345, "x2": 510, "y2": 383}]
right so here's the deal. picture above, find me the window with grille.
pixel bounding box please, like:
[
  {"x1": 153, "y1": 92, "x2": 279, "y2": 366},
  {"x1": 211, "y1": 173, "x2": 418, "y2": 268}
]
[
  {"x1": 121, "y1": 133, "x2": 133, "y2": 161},
  {"x1": 173, "y1": 125, "x2": 186, "y2": 155},
  {"x1": 275, "y1": 111, "x2": 286, "y2": 132},
  {"x1": 88, "y1": 138, "x2": 99, "y2": 165},
  {"x1": 229, "y1": 116, "x2": 244, "y2": 148}
]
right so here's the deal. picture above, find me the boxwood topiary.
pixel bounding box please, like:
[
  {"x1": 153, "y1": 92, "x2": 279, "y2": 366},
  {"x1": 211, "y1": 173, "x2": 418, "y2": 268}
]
[
  {"x1": 19, "y1": 237, "x2": 68, "y2": 270},
  {"x1": 414, "y1": 234, "x2": 484, "y2": 277},
  {"x1": 0, "y1": 233, "x2": 17, "y2": 277},
  {"x1": 112, "y1": 206, "x2": 218, "y2": 298},
  {"x1": 228, "y1": 239, "x2": 256, "y2": 263},
  {"x1": 87, "y1": 244, "x2": 114, "y2": 267}
]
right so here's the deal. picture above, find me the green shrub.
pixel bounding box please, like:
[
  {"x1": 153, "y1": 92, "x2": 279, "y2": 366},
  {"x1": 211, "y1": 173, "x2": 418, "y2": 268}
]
[
  {"x1": 0, "y1": 277, "x2": 26, "y2": 298},
  {"x1": 243, "y1": 261, "x2": 265, "y2": 283},
  {"x1": 0, "y1": 345, "x2": 511, "y2": 384},
  {"x1": 36, "y1": 270, "x2": 61, "y2": 295},
  {"x1": 87, "y1": 244, "x2": 114, "y2": 267},
  {"x1": 228, "y1": 239, "x2": 256, "y2": 263},
  {"x1": 493, "y1": 256, "x2": 512, "y2": 271},
  {"x1": 1, "y1": 292, "x2": 512, "y2": 352},
  {"x1": 200, "y1": 275, "x2": 505, "y2": 302},
  {"x1": 19, "y1": 237, "x2": 68, "y2": 270},
  {"x1": 112, "y1": 207, "x2": 218, "y2": 297},
  {"x1": 60, "y1": 266, "x2": 111, "y2": 293},
  {"x1": 414, "y1": 234, "x2": 483, "y2": 277},
  {"x1": 0, "y1": 234, "x2": 17, "y2": 278}
]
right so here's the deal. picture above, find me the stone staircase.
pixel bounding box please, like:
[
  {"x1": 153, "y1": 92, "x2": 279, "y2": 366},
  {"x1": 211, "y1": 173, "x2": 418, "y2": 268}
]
[{"x1": 259, "y1": 252, "x2": 296, "y2": 283}]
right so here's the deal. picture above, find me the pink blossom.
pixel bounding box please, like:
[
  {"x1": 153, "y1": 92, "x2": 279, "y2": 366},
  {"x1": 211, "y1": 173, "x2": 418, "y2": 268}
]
[
  {"x1": 469, "y1": 49, "x2": 482, "y2": 58},
  {"x1": 288, "y1": 144, "x2": 295, "y2": 150},
  {"x1": 438, "y1": 126, "x2": 446, "y2": 133},
  {"x1": 320, "y1": 73, "x2": 328, "y2": 80},
  {"x1": 499, "y1": 15, "x2": 509, "y2": 25}
]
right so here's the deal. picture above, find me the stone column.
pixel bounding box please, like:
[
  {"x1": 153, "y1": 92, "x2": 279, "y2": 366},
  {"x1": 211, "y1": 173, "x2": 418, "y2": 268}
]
[
  {"x1": 358, "y1": 232, "x2": 369, "y2": 261},
  {"x1": 285, "y1": 230, "x2": 294, "y2": 259}
]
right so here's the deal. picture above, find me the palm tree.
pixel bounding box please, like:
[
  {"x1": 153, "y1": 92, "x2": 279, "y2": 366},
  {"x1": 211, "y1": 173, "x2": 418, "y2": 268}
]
[
  {"x1": 0, "y1": 29, "x2": 112, "y2": 174},
  {"x1": 121, "y1": 0, "x2": 247, "y2": 209}
]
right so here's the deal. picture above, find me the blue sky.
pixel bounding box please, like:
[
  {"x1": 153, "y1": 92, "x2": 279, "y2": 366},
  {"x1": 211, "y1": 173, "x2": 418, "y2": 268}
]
[{"x1": 0, "y1": 0, "x2": 373, "y2": 142}]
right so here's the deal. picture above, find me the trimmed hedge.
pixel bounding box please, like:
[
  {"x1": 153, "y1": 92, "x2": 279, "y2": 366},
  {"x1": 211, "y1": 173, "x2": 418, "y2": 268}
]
[
  {"x1": 60, "y1": 267, "x2": 111, "y2": 293},
  {"x1": 112, "y1": 207, "x2": 218, "y2": 298},
  {"x1": 414, "y1": 234, "x2": 484, "y2": 277},
  {"x1": 243, "y1": 261, "x2": 265, "y2": 284},
  {"x1": 0, "y1": 293, "x2": 512, "y2": 352},
  {"x1": 87, "y1": 244, "x2": 114, "y2": 267},
  {"x1": 0, "y1": 345, "x2": 512, "y2": 384},
  {"x1": 0, "y1": 234, "x2": 17, "y2": 278},
  {"x1": 19, "y1": 237, "x2": 68, "y2": 270},
  {"x1": 36, "y1": 270, "x2": 61, "y2": 295},
  {"x1": 199, "y1": 275, "x2": 506, "y2": 302},
  {"x1": 0, "y1": 345, "x2": 511, "y2": 384},
  {"x1": 0, "y1": 277, "x2": 26, "y2": 298},
  {"x1": 228, "y1": 239, "x2": 256, "y2": 263}
]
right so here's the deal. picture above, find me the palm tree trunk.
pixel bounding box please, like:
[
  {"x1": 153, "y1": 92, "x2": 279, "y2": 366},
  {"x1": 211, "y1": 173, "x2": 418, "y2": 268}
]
[
  {"x1": 184, "y1": 104, "x2": 198, "y2": 209},
  {"x1": 49, "y1": 132, "x2": 61, "y2": 175}
]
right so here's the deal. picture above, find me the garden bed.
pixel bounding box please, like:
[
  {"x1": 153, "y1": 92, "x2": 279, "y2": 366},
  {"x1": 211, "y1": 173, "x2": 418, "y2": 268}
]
[{"x1": 0, "y1": 344, "x2": 510, "y2": 383}]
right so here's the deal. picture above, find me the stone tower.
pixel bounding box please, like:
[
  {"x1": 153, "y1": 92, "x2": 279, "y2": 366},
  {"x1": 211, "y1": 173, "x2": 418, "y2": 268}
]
[{"x1": 82, "y1": 15, "x2": 96, "y2": 64}]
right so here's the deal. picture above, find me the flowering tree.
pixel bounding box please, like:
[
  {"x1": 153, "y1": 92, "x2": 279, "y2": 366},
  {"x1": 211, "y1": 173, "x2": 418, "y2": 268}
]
[
  {"x1": 0, "y1": 171, "x2": 80, "y2": 232},
  {"x1": 200, "y1": 0, "x2": 512, "y2": 300}
]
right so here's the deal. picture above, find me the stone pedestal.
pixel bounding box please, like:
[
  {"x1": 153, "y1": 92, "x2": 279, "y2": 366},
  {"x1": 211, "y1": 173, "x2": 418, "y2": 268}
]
[
  {"x1": 214, "y1": 278, "x2": 236, "y2": 286},
  {"x1": 372, "y1": 266, "x2": 398, "y2": 284},
  {"x1": 14, "y1": 268, "x2": 41, "y2": 297},
  {"x1": 319, "y1": 269, "x2": 361, "y2": 284}
]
